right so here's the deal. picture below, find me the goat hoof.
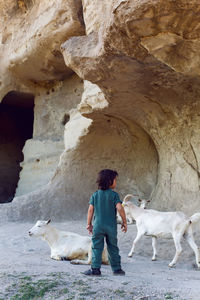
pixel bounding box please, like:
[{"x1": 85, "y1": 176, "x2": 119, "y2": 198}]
[
  {"x1": 51, "y1": 257, "x2": 60, "y2": 261},
  {"x1": 61, "y1": 257, "x2": 68, "y2": 261},
  {"x1": 70, "y1": 260, "x2": 79, "y2": 264},
  {"x1": 70, "y1": 261, "x2": 76, "y2": 264},
  {"x1": 152, "y1": 258, "x2": 157, "y2": 261},
  {"x1": 168, "y1": 263, "x2": 175, "y2": 268},
  {"x1": 128, "y1": 254, "x2": 133, "y2": 258}
]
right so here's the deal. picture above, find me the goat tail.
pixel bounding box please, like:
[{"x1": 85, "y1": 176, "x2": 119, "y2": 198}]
[
  {"x1": 190, "y1": 213, "x2": 200, "y2": 224},
  {"x1": 123, "y1": 194, "x2": 139, "y2": 203}
]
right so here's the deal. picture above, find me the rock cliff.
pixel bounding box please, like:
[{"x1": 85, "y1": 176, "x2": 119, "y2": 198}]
[{"x1": 0, "y1": 0, "x2": 200, "y2": 221}]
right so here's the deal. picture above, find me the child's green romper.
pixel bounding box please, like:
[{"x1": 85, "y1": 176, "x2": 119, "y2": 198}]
[{"x1": 89, "y1": 188, "x2": 122, "y2": 271}]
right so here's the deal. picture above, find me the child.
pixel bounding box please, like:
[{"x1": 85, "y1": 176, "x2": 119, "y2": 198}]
[{"x1": 83, "y1": 169, "x2": 127, "y2": 276}]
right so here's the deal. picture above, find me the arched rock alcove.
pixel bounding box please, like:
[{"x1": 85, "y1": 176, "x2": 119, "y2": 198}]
[
  {"x1": 1, "y1": 0, "x2": 200, "y2": 222},
  {"x1": 0, "y1": 91, "x2": 34, "y2": 203},
  {"x1": 45, "y1": 107, "x2": 159, "y2": 219}
]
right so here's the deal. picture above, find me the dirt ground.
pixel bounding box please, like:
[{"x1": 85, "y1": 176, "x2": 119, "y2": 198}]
[{"x1": 0, "y1": 220, "x2": 200, "y2": 300}]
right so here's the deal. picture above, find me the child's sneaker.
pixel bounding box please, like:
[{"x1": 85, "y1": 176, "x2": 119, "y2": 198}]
[
  {"x1": 113, "y1": 269, "x2": 125, "y2": 275},
  {"x1": 82, "y1": 268, "x2": 101, "y2": 276}
]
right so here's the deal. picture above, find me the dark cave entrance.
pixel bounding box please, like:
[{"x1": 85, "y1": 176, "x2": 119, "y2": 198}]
[{"x1": 0, "y1": 91, "x2": 34, "y2": 203}]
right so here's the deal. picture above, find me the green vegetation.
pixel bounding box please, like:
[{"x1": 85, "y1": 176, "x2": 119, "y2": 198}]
[
  {"x1": 113, "y1": 289, "x2": 126, "y2": 297},
  {"x1": 165, "y1": 293, "x2": 173, "y2": 299},
  {"x1": 8, "y1": 277, "x2": 61, "y2": 299},
  {"x1": 0, "y1": 272, "x2": 180, "y2": 300}
]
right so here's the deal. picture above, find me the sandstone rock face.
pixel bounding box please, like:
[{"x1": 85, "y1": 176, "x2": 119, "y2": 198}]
[
  {"x1": 0, "y1": 0, "x2": 200, "y2": 221},
  {"x1": 16, "y1": 75, "x2": 83, "y2": 196},
  {"x1": 62, "y1": 0, "x2": 200, "y2": 216}
]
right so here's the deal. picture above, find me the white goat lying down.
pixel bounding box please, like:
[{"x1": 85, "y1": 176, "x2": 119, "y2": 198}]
[
  {"x1": 123, "y1": 198, "x2": 200, "y2": 268},
  {"x1": 29, "y1": 220, "x2": 108, "y2": 265},
  {"x1": 117, "y1": 194, "x2": 149, "y2": 224}
]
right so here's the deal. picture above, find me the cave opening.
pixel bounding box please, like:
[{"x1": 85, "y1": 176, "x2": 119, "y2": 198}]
[{"x1": 0, "y1": 91, "x2": 34, "y2": 203}]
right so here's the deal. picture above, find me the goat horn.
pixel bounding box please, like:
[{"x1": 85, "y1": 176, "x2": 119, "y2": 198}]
[{"x1": 123, "y1": 194, "x2": 139, "y2": 202}]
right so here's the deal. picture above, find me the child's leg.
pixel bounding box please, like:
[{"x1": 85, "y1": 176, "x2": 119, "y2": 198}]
[
  {"x1": 105, "y1": 228, "x2": 121, "y2": 271},
  {"x1": 92, "y1": 229, "x2": 105, "y2": 269}
]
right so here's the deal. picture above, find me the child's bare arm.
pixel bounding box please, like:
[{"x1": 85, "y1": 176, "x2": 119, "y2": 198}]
[
  {"x1": 116, "y1": 203, "x2": 127, "y2": 233},
  {"x1": 87, "y1": 204, "x2": 94, "y2": 234}
]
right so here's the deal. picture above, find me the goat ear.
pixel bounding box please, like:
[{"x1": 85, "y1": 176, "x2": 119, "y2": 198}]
[{"x1": 46, "y1": 219, "x2": 51, "y2": 224}]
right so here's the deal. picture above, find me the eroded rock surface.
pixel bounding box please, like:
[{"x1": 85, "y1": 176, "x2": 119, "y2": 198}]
[
  {"x1": 0, "y1": 0, "x2": 200, "y2": 221},
  {"x1": 62, "y1": 0, "x2": 200, "y2": 214}
]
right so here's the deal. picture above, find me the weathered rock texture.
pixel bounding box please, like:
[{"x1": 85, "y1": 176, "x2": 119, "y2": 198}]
[
  {"x1": 0, "y1": 0, "x2": 200, "y2": 221},
  {"x1": 62, "y1": 0, "x2": 200, "y2": 215},
  {"x1": 15, "y1": 75, "x2": 83, "y2": 196}
]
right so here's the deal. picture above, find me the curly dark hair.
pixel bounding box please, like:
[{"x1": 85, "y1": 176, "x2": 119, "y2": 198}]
[{"x1": 96, "y1": 169, "x2": 118, "y2": 190}]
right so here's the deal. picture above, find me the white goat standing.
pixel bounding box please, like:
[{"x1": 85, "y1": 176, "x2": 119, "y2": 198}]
[
  {"x1": 117, "y1": 194, "x2": 149, "y2": 224},
  {"x1": 123, "y1": 198, "x2": 200, "y2": 268},
  {"x1": 29, "y1": 220, "x2": 108, "y2": 265}
]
